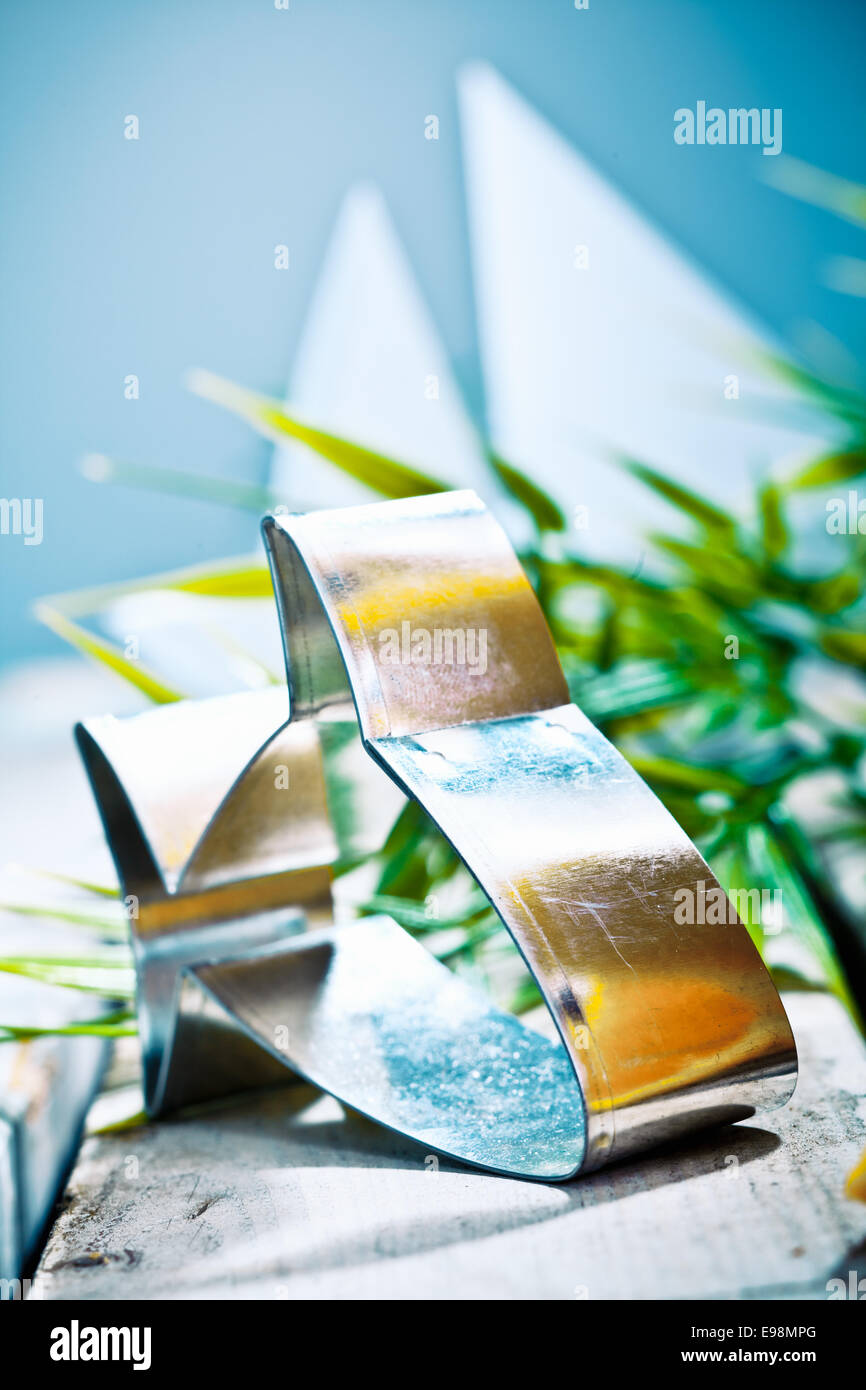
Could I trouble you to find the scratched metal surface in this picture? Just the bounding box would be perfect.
[185,916,586,1179]
[379,708,796,1167]
[73,488,796,1180]
[263,489,796,1171]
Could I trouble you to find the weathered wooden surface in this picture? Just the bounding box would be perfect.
[0,661,126,1279]
[32,991,866,1301]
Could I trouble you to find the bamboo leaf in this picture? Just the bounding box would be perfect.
[33,606,183,703]
[0,958,135,997]
[623,458,738,533]
[763,155,866,228]
[0,1012,137,1041]
[0,1024,138,1039]
[166,563,273,599]
[651,537,757,602]
[188,369,450,499]
[818,627,866,666]
[629,754,746,796]
[508,976,544,1016]
[746,821,860,1024]
[81,454,278,512]
[488,451,565,531]
[795,571,860,615]
[0,902,129,936]
[22,868,118,899]
[785,449,866,491]
[41,558,272,619]
[357,892,493,933]
[758,483,788,560]
[757,351,866,430]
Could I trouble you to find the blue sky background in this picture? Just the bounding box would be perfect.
[1,0,865,666]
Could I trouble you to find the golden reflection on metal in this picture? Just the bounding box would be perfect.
[76,490,796,1179]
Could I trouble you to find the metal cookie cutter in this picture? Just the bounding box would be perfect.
[77,490,797,1180]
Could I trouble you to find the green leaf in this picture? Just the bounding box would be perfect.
[0,1010,137,1041]
[629,754,746,796]
[169,563,273,598]
[33,606,183,703]
[357,892,493,933]
[0,957,135,997]
[540,555,670,605]
[818,627,866,666]
[757,351,866,431]
[488,451,566,531]
[623,458,737,533]
[41,557,272,618]
[34,556,276,702]
[22,869,118,899]
[81,454,278,513]
[763,155,866,228]
[576,661,694,724]
[767,966,829,994]
[758,483,788,560]
[0,901,129,936]
[795,571,860,615]
[508,975,544,1016]
[374,801,438,897]
[651,537,757,602]
[745,821,859,1023]
[188,369,450,499]
[785,449,866,491]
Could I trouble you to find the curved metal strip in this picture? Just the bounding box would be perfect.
[264,490,568,739]
[263,489,798,1173]
[75,680,409,1115]
[76,689,293,895]
[169,917,586,1179]
[74,488,796,1178]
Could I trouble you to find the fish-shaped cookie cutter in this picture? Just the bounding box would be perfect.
[76,490,797,1179]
